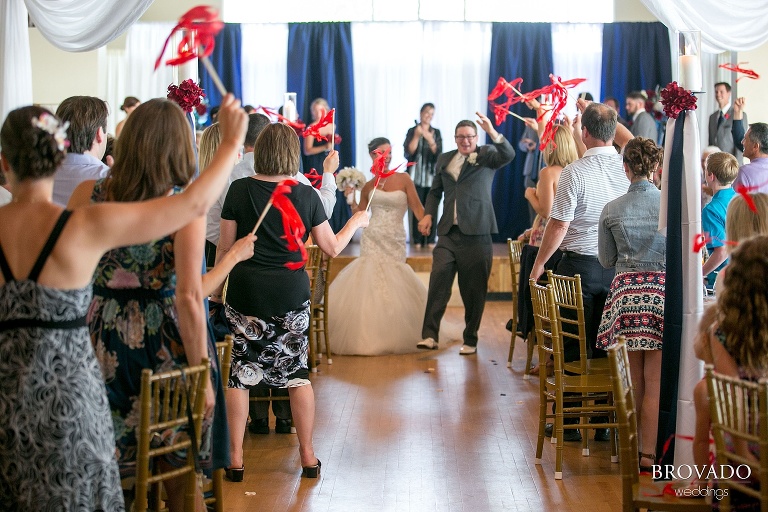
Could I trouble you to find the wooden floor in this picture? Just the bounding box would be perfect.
[223,302,622,512]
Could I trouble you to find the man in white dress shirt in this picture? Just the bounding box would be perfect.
[52,96,110,205]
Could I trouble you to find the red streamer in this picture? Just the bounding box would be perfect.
[302,109,336,142]
[735,184,759,212]
[718,63,760,82]
[693,233,739,253]
[268,179,307,270]
[258,106,307,132]
[304,168,322,189]
[487,74,586,151]
[370,147,414,188]
[154,6,224,70]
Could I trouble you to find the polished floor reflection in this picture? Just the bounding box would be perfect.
[224,302,622,512]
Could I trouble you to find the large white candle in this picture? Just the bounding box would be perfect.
[283,99,297,122]
[679,54,702,92]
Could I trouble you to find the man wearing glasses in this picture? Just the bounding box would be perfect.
[416,112,515,355]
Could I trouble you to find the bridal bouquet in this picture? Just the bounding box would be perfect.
[335,167,367,192]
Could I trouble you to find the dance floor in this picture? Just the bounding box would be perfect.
[224,301,623,512]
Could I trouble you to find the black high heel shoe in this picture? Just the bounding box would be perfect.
[302,459,321,478]
[225,466,244,482]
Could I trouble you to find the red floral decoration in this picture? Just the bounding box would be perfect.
[167,79,206,114]
[660,81,697,119]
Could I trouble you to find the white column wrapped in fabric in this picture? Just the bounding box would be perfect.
[658,109,704,467]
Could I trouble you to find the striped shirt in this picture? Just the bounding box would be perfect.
[550,146,627,256]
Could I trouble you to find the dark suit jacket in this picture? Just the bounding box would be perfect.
[425,135,515,236]
[709,107,746,164]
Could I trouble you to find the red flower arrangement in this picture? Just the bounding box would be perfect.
[660,81,697,120]
[167,79,206,114]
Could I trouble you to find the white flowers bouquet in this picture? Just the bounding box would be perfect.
[335,167,367,192]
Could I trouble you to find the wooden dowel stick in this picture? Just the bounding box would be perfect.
[251,199,274,235]
[201,55,227,96]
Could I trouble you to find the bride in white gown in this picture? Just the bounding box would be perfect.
[329,137,427,355]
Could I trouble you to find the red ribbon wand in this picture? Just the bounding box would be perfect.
[250,179,307,270]
[718,63,760,82]
[304,168,323,189]
[366,147,414,212]
[155,5,228,96]
[302,108,336,142]
[258,106,307,132]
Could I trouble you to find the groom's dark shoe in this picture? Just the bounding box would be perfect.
[417,337,438,350]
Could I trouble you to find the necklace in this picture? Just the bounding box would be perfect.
[377,177,388,189]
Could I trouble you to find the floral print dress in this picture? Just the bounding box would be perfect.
[87,180,194,478]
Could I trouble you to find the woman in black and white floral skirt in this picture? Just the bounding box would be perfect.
[211,123,368,481]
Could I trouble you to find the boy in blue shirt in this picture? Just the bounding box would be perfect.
[701,152,739,288]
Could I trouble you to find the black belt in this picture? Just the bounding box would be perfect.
[562,250,598,260]
[0,316,87,332]
[93,285,175,299]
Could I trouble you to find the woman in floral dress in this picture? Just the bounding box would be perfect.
[68,98,222,512]
[0,97,246,511]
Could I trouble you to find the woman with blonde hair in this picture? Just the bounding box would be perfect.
[213,123,368,481]
[0,95,246,511]
[523,122,579,246]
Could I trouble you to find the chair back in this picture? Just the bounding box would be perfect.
[529,280,564,384]
[706,365,768,510]
[607,338,640,507]
[306,245,322,295]
[215,335,233,389]
[547,271,589,374]
[508,238,523,309]
[134,360,210,512]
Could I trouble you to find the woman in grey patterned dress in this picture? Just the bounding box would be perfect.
[0,98,246,511]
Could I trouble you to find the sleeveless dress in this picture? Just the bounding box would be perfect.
[0,211,125,511]
[86,180,220,479]
[329,189,427,355]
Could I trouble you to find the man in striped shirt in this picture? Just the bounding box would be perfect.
[530,100,634,441]
[531,100,633,363]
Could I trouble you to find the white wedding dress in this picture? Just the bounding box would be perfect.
[329,189,426,355]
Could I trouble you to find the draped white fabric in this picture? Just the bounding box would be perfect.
[351,21,492,173]
[240,24,288,109]
[124,23,177,103]
[640,0,768,53]
[24,0,153,52]
[0,0,33,125]
[551,23,603,115]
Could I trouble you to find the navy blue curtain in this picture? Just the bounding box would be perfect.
[488,23,553,242]
[198,24,243,111]
[601,22,672,118]
[657,115,686,467]
[287,22,356,232]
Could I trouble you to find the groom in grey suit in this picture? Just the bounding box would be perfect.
[416,112,515,354]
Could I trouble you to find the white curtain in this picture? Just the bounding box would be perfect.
[351,21,492,174]
[551,23,603,116]
[25,0,153,52]
[240,24,288,109]
[640,0,768,53]
[0,0,33,124]
[122,23,178,109]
